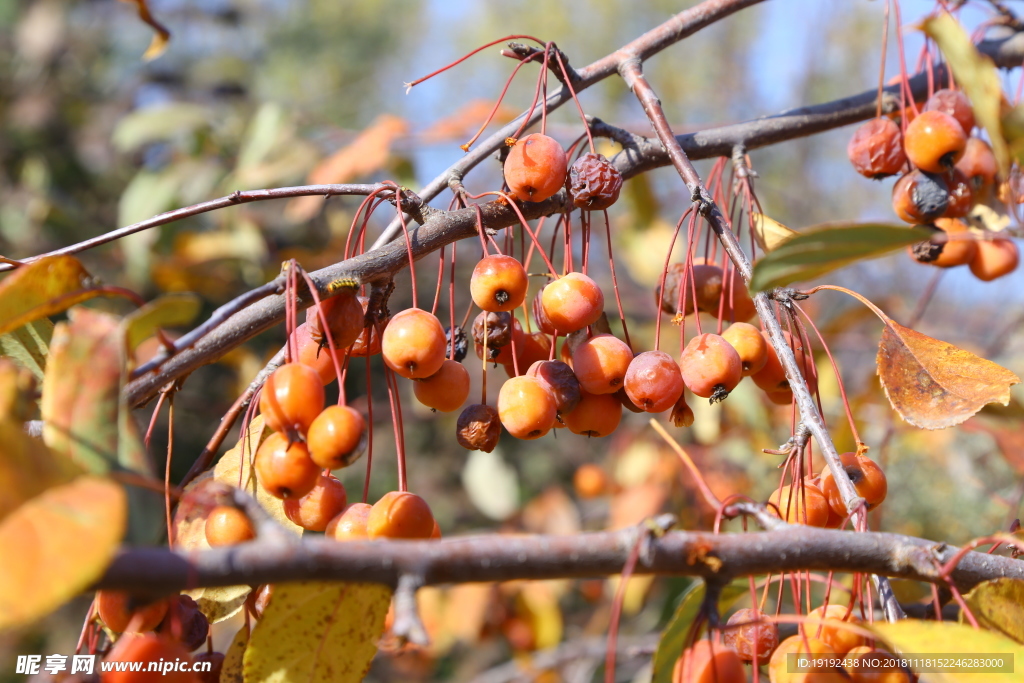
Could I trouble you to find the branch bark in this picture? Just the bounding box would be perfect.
[97,527,1024,595]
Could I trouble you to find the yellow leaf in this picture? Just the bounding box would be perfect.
[242,582,392,683]
[923,14,1009,177]
[213,416,302,536]
[0,476,126,630]
[964,578,1024,644]
[870,620,1022,683]
[220,625,249,683]
[877,319,1020,429]
[0,256,98,337]
[751,212,798,252]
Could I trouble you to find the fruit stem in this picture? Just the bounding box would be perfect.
[875,0,890,120]
[552,49,596,154]
[650,419,723,511]
[404,34,546,91]
[802,285,890,324]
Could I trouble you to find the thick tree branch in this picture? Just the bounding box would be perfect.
[97,527,1024,595]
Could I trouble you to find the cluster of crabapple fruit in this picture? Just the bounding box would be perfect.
[202,293,441,547]
[671,604,909,683]
[847,88,1019,281]
[92,590,220,683]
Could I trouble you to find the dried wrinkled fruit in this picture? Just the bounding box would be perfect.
[569,153,623,210]
[472,311,514,351]
[444,325,468,362]
[847,118,906,179]
[456,403,501,452]
[159,595,209,652]
[877,318,1020,429]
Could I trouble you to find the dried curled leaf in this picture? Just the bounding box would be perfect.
[877,319,1020,429]
[118,0,171,60]
[750,212,798,252]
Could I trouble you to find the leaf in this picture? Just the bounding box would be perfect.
[0,406,80,525]
[877,319,1020,429]
[117,0,171,61]
[652,579,749,683]
[749,223,934,292]
[0,256,99,337]
[751,212,798,252]
[112,104,210,154]
[213,416,303,536]
[869,620,1023,683]
[0,476,126,630]
[284,114,409,223]
[963,578,1024,644]
[220,625,249,683]
[122,292,201,353]
[242,582,392,683]
[923,14,1009,177]
[461,448,520,521]
[0,319,54,381]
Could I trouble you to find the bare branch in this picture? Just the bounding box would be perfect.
[96,527,1024,595]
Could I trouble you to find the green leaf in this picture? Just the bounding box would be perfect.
[652,579,749,683]
[0,256,101,337]
[963,578,1024,644]
[242,581,392,683]
[0,319,54,381]
[749,223,934,292]
[112,103,211,154]
[121,292,201,353]
[870,619,1023,683]
[923,14,1009,177]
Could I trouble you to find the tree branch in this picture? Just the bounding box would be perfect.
[96,527,1024,595]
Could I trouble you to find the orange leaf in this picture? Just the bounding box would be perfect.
[420,99,518,143]
[118,0,171,61]
[285,115,409,223]
[0,476,126,629]
[877,319,1020,430]
[0,256,98,337]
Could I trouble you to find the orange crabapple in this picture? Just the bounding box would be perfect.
[819,452,887,515]
[503,133,568,203]
[414,359,471,412]
[540,272,605,333]
[572,333,633,395]
[768,635,846,683]
[903,109,967,173]
[969,236,1019,281]
[367,491,436,540]
[96,591,170,634]
[909,218,976,268]
[767,483,830,527]
[679,333,742,402]
[325,502,372,541]
[922,88,975,136]
[470,254,529,312]
[259,362,324,436]
[623,350,684,413]
[381,308,448,379]
[671,639,746,683]
[497,375,557,439]
[306,404,366,469]
[525,359,581,416]
[254,432,321,499]
[562,389,622,437]
[801,604,868,655]
[721,322,769,376]
[204,505,255,547]
[283,473,348,531]
[306,292,364,351]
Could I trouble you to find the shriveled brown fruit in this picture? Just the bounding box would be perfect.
[569,153,623,210]
[472,310,514,352]
[456,403,501,452]
[943,169,974,218]
[846,118,906,179]
[656,259,754,321]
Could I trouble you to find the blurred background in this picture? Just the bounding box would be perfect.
[2,1,1023,681]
